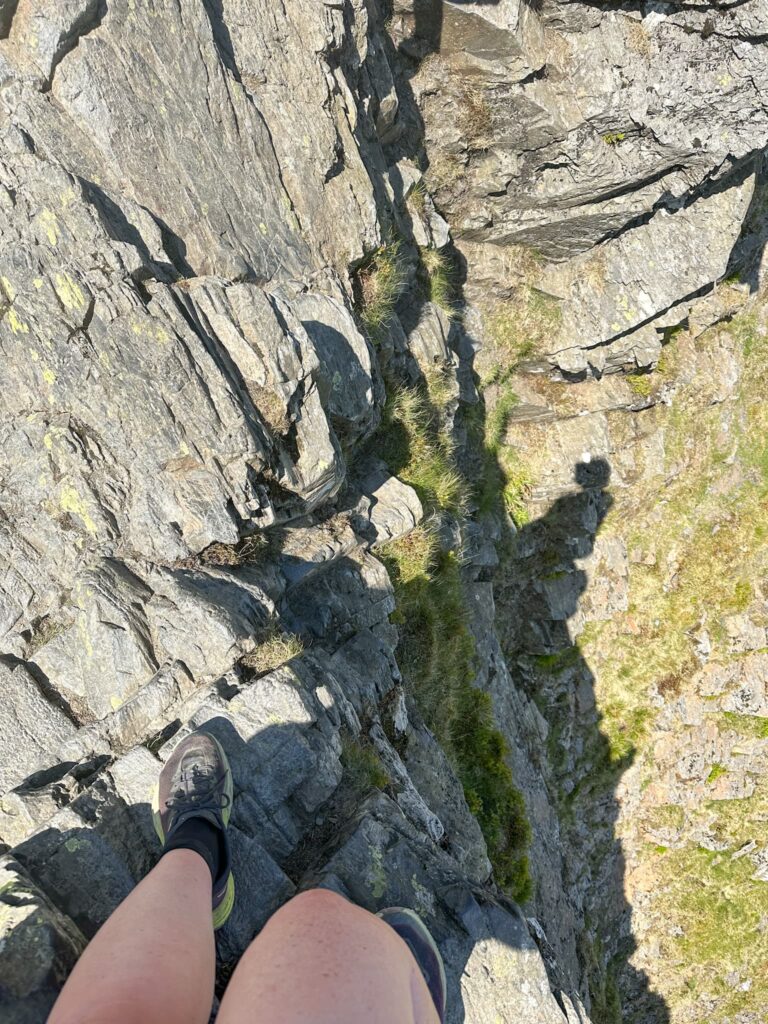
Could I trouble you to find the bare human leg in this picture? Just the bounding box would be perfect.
[217,888,441,1024]
[48,848,215,1024]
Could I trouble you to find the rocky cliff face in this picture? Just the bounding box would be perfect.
[395,3,768,1021]
[0,2,588,1021]
[1,2,767,1023]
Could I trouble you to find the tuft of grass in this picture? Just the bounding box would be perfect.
[375,382,468,516]
[241,627,304,677]
[458,87,493,149]
[201,542,240,567]
[602,131,626,146]
[357,241,408,339]
[486,288,562,367]
[408,180,428,215]
[627,372,654,398]
[26,615,68,656]
[420,246,459,319]
[707,763,728,784]
[341,735,391,794]
[380,540,473,745]
[199,533,272,568]
[425,152,465,194]
[626,20,652,59]
[533,647,581,673]
[583,933,624,1024]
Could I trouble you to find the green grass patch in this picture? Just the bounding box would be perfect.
[627,372,654,397]
[373,365,532,901]
[657,843,768,1019]
[375,382,467,516]
[532,647,581,673]
[707,763,728,784]
[420,246,458,319]
[602,131,626,146]
[450,686,532,900]
[584,934,624,1024]
[582,310,768,791]
[717,712,768,739]
[356,241,407,339]
[341,735,391,794]
[380,535,531,900]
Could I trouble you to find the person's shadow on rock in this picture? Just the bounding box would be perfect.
[493,457,670,1023]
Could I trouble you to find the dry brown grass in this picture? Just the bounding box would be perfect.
[625,19,652,60]
[458,88,493,150]
[250,383,290,435]
[241,628,304,677]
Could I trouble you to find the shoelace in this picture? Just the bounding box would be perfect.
[166,764,231,810]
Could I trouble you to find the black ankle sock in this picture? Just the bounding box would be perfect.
[163,817,222,883]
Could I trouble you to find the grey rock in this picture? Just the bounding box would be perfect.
[355,461,424,547]
[32,561,157,721]
[723,614,768,655]
[0,857,86,1023]
[281,550,395,644]
[404,302,460,378]
[403,713,492,884]
[0,662,76,793]
[9,0,103,84]
[50,0,308,280]
[415,0,768,370]
[291,291,382,446]
[542,182,755,372]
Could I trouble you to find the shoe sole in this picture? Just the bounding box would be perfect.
[151,732,235,931]
[378,907,447,1022]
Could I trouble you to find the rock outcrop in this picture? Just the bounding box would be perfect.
[402,0,768,373]
[0,1,589,1021]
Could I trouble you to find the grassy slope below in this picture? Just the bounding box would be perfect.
[475,296,768,1022]
[576,312,768,1021]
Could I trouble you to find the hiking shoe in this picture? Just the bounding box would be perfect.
[378,907,447,1022]
[151,731,235,930]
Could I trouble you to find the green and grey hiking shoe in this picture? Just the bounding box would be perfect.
[151,731,234,930]
[378,907,447,1022]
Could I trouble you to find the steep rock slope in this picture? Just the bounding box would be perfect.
[0,2,588,1022]
[388,1,768,1021]
[401,0,768,372]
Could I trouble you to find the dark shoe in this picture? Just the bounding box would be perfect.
[378,907,447,1022]
[152,731,235,929]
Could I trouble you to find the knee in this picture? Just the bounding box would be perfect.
[285,887,351,920]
